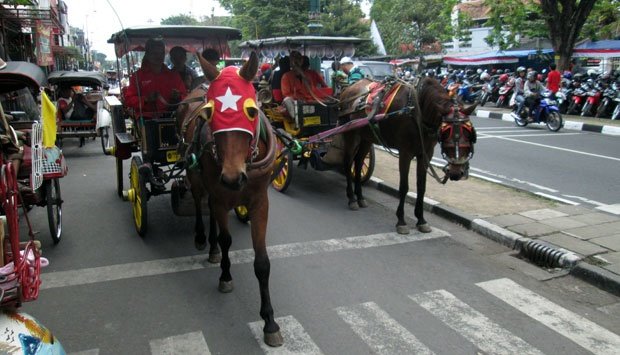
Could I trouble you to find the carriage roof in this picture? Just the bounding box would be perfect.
[0,61,47,94]
[239,36,368,59]
[47,70,108,88]
[108,25,243,58]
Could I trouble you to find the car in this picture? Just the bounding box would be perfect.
[321,60,394,87]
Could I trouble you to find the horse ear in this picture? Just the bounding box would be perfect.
[239,51,258,82]
[198,52,220,82]
[461,102,478,116]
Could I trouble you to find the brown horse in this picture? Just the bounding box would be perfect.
[177,51,282,347]
[340,77,477,234]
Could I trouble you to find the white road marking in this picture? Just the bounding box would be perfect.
[562,194,607,207]
[248,315,323,355]
[477,132,581,138]
[336,302,434,355]
[596,203,620,215]
[150,331,211,355]
[467,166,559,193]
[534,192,580,205]
[477,278,620,355]
[41,231,447,290]
[410,289,544,355]
[468,172,503,184]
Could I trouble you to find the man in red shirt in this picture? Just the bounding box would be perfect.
[124,38,187,118]
[546,63,561,95]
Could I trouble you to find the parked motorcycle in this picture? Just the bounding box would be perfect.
[511,90,563,131]
[611,89,620,120]
[496,77,515,108]
[479,76,499,106]
[581,82,602,117]
[595,82,618,118]
[566,82,588,115]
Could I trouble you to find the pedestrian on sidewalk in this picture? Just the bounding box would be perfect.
[546,63,561,96]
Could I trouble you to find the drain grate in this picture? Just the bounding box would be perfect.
[520,240,570,268]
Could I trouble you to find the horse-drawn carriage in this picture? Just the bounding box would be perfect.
[0,61,67,244]
[239,36,376,192]
[47,70,112,152]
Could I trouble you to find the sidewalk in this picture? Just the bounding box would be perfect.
[368,133,620,296]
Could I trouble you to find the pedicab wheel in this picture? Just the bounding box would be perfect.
[46,178,62,244]
[351,144,375,184]
[129,156,148,236]
[100,126,110,153]
[116,157,123,198]
[234,205,250,223]
[546,111,563,132]
[271,136,293,193]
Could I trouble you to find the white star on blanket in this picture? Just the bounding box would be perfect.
[216,87,242,112]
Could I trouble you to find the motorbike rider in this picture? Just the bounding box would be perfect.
[524,70,544,119]
[513,66,527,116]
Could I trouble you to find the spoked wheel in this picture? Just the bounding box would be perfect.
[271,136,293,193]
[350,144,376,184]
[116,157,123,198]
[100,126,110,153]
[546,111,563,132]
[234,205,250,223]
[45,179,62,244]
[129,156,148,236]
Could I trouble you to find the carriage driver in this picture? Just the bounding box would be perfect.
[123,37,187,118]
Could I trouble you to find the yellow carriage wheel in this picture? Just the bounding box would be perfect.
[271,135,293,193]
[234,205,250,223]
[129,156,148,236]
[350,144,376,184]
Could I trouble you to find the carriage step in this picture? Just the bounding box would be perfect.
[171,181,209,216]
[57,131,97,138]
[115,132,136,144]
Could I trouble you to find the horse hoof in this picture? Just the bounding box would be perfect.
[208,252,221,264]
[417,224,432,233]
[218,280,234,293]
[264,331,284,347]
[396,225,410,235]
[348,201,359,210]
[195,241,206,251]
[357,199,368,208]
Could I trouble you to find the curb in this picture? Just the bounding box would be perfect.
[475,109,620,136]
[367,175,620,297]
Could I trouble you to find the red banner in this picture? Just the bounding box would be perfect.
[36,20,54,66]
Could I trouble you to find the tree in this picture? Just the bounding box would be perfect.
[370,0,459,56]
[484,0,598,71]
[160,14,200,25]
[581,0,620,41]
[319,0,376,56]
[219,0,309,39]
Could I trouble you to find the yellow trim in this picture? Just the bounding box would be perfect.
[243,98,258,121]
[200,100,215,123]
[383,85,401,115]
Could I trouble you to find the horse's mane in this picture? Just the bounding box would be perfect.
[417,77,452,121]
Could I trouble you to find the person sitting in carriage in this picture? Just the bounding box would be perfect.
[57,86,96,121]
[169,46,199,91]
[280,50,333,128]
[123,38,187,119]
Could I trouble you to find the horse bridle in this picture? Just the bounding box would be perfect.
[438,107,476,166]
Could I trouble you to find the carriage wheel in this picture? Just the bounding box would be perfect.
[100,127,110,153]
[46,179,62,244]
[234,205,250,223]
[116,157,124,198]
[271,136,293,193]
[350,144,375,184]
[129,156,148,236]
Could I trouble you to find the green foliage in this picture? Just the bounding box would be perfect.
[483,0,547,50]
[160,14,200,25]
[1,0,35,5]
[581,0,620,41]
[370,0,457,56]
[319,0,375,56]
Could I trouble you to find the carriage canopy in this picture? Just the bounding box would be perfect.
[239,36,368,59]
[47,70,108,89]
[107,25,243,58]
[0,61,47,94]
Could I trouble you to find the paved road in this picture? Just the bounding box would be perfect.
[20,140,620,354]
[439,116,620,211]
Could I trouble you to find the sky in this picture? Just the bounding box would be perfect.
[64,0,372,59]
[64,0,229,58]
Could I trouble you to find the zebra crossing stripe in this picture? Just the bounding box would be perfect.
[409,290,544,355]
[477,278,620,355]
[248,315,323,355]
[335,302,434,355]
[41,230,447,289]
[149,331,211,355]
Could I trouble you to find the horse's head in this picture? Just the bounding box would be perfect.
[199,51,260,190]
[437,102,477,181]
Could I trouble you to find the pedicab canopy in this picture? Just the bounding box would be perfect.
[47,71,107,89]
[238,36,368,59]
[107,25,243,58]
[0,60,46,94]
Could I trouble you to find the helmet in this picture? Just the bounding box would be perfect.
[563,71,572,79]
[480,72,491,81]
[516,66,526,73]
[476,68,483,74]
[496,69,504,74]
[527,71,537,80]
[404,71,411,78]
[499,73,509,83]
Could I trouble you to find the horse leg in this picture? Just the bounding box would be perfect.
[191,180,207,251]
[396,153,413,235]
[354,141,371,208]
[415,155,432,233]
[251,198,283,347]
[215,209,234,293]
[207,195,221,263]
[343,132,359,210]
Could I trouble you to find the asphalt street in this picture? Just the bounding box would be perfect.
[19,139,620,354]
[438,115,620,210]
